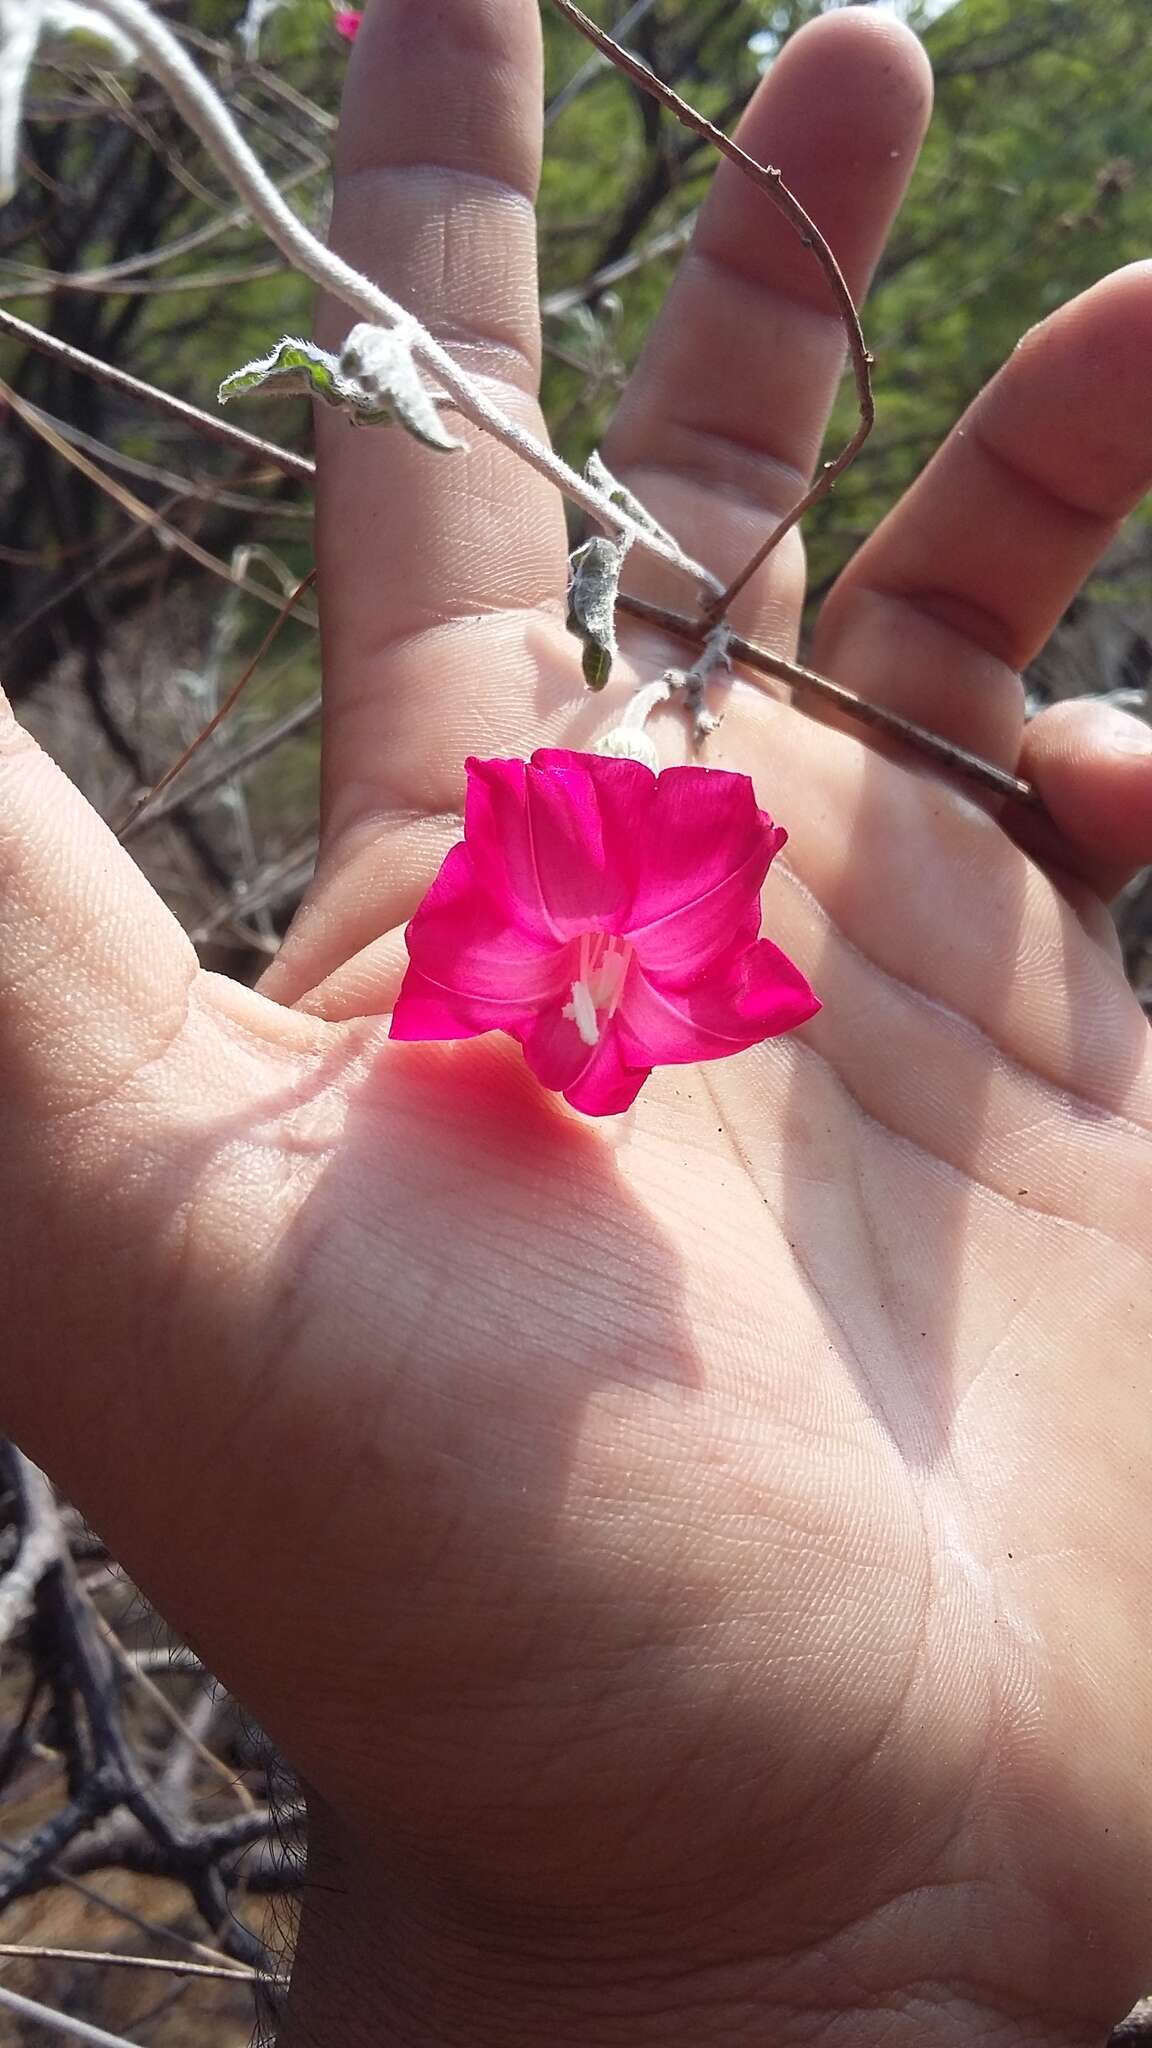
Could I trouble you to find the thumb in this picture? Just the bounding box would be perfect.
[0,688,321,1501]
[0,692,200,1121]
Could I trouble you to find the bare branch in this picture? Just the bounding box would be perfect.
[0,1452,60,1650]
[0,377,319,624]
[114,567,317,839]
[191,834,319,942]
[541,215,695,318]
[0,1984,149,2048]
[0,302,316,484]
[73,0,722,602]
[546,0,874,616]
[615,591,1040,812]
[0,1941,256,1981]
[120,691,321,841]
[0,1834,264,1965]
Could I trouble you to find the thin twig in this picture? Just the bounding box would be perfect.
[0,1942,256,1981]
[97,1617,254,1812]
[0,1984,146,2048]
[0,304,316,484]
[547,0,874,617]
[541,215,695,317]
[544,0,662,127]
[120,691,320,840]
[616,592,1040,809]
[0,379,319,625]
[0,257,288,298]
[0,1837,261,1966]
[18,402,311,517]
[0,1455,60,1650]
[76,0,721,602]
[0,493,183,658]
[0,158,321,286]
[191,835,318,942]
[114,569,317,839]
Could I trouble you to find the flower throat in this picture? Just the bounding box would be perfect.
[563,931,632,1047]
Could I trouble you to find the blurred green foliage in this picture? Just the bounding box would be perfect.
[538,0,1152,596]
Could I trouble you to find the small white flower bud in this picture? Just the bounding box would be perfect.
[594,727,660,774]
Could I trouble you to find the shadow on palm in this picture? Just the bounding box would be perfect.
[257,857,1152,2021]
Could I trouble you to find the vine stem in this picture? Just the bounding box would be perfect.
[0,302,1035,817]
[68,0,722,603]
[547,0,874,616]
[616,591,1040,811]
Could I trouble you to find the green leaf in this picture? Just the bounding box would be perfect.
[219,337,351,408]
[566,535,625,690]
[338,325,465,452]
[218,328,465,452]
[584,452,677,549]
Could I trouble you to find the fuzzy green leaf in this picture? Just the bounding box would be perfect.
[566,535,625,690]
[218,328,465,451]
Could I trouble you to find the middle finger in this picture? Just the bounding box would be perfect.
[601,9,932,647]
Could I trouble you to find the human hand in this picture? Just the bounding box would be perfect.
[3,5,1152,2044]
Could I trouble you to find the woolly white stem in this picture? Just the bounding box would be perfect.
[69,0,723,600]
[618,673,677,729]
[0,1,40,204]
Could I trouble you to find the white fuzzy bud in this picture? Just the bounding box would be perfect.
[594,727,660,774]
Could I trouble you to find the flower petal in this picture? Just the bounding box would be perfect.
[517,1005,649,1117]
[391,840,571,1043]
[625,766,787,983]
[461,756,552,939]
[615,938,820,1067]
[524,749,654,936]
[390,965,508,1042]
[464,751,654,941]
[403,842,572,1004]
[563,1033,649,1118]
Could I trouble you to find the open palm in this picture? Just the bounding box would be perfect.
[3,4,1152,2042]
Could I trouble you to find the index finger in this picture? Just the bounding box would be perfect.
[313,0,570,845]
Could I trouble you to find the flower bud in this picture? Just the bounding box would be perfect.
[594,727,660,774]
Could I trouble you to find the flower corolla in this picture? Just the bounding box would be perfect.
[390,749,819,1117]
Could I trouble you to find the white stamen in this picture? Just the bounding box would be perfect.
[565,980,600,1047]
[589,945,628,1015]
[562,934,632,1048]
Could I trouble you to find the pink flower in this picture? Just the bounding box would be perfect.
[334,9,362,40]
[390,750,819,1117]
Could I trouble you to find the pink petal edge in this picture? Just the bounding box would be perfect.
[402,843,571,1005]
[615,941,820,1068]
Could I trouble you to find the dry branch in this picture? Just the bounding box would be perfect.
[547,0,874,613]
[0,1444,288,1977]
[616,591,1039,809]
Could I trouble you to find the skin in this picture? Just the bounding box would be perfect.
[2,3,1152,2041]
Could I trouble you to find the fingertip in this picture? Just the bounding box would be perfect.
[1017,259,1152,358]
[1019,697,1152,898]
[717,0,935,279]
[336,0,542,191]
[992,263,1152,525]
[775,4,934,122]
[294,928,409,1023]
